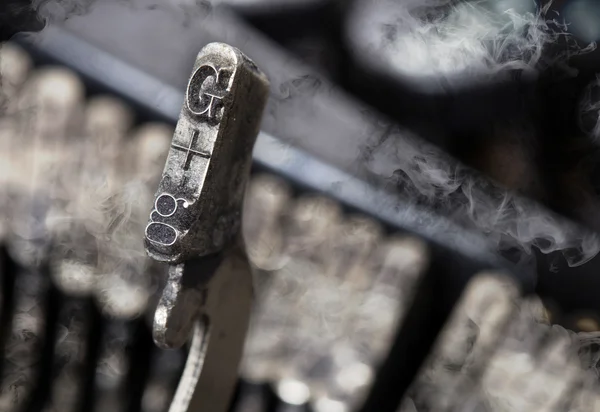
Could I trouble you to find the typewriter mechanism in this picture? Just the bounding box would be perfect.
[2,1,600,411]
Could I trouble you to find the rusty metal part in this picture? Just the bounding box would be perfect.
[145,42,269,412]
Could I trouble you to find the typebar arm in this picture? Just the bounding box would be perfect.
[144,42,269,412]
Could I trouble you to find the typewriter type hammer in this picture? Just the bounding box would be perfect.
[144,43,269,412]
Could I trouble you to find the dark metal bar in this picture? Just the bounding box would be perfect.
[0,246,18,388]
[76,299,104,412]
[21,266,62,412]
[124,318,154,412]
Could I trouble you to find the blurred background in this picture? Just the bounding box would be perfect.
[3,0,600,411]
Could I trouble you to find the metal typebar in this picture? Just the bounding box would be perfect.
[145,42,269,412]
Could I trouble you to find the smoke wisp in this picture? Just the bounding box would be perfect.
[350,0,596,90]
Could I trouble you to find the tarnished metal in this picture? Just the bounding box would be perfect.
[144,42,269,264]
[145,42,269,412]
[163,240,254,412]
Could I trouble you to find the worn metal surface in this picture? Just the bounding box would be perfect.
[144,42,269,264]
[145,42,268,412]
[165,240,253,412]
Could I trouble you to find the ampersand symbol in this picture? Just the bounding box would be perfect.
[145,193,190,247]
[186,64,232,122]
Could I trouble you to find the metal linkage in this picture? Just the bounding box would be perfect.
[145,43,269,412]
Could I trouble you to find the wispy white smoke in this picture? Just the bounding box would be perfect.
[32,0,99,24]
[362,126,600,267]
[349,0,595,90]
[30,0,214,28]
[348,0,600,267]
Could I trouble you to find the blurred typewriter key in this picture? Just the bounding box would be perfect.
[0,63,176,411]
[353,237,429,357]
[73,95,132,233]
[51,96,133,298]
[501,296,551,353]
[82,96,133,182]
[289,218,383,407]
[243,174,291,272]
[242,214,431,412]
[0,62,96,412]
[96,275,150,320]
[368,237,430,297]
[16,68,83,149]
[472,330,582,411]
[451,296,563,411]
[251,201,356,387]
[126,123,173,187]
[76,110,172,412]
[523,331,583,411]
[0,43,32,108]
[7,68,84,267]
[0,43,32,241]
[282,195,341,266]
[324,215,382,288]
[145,42,269,412]
[246,196,343,365]
[323,359,374,411]
[402,273,520,411]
